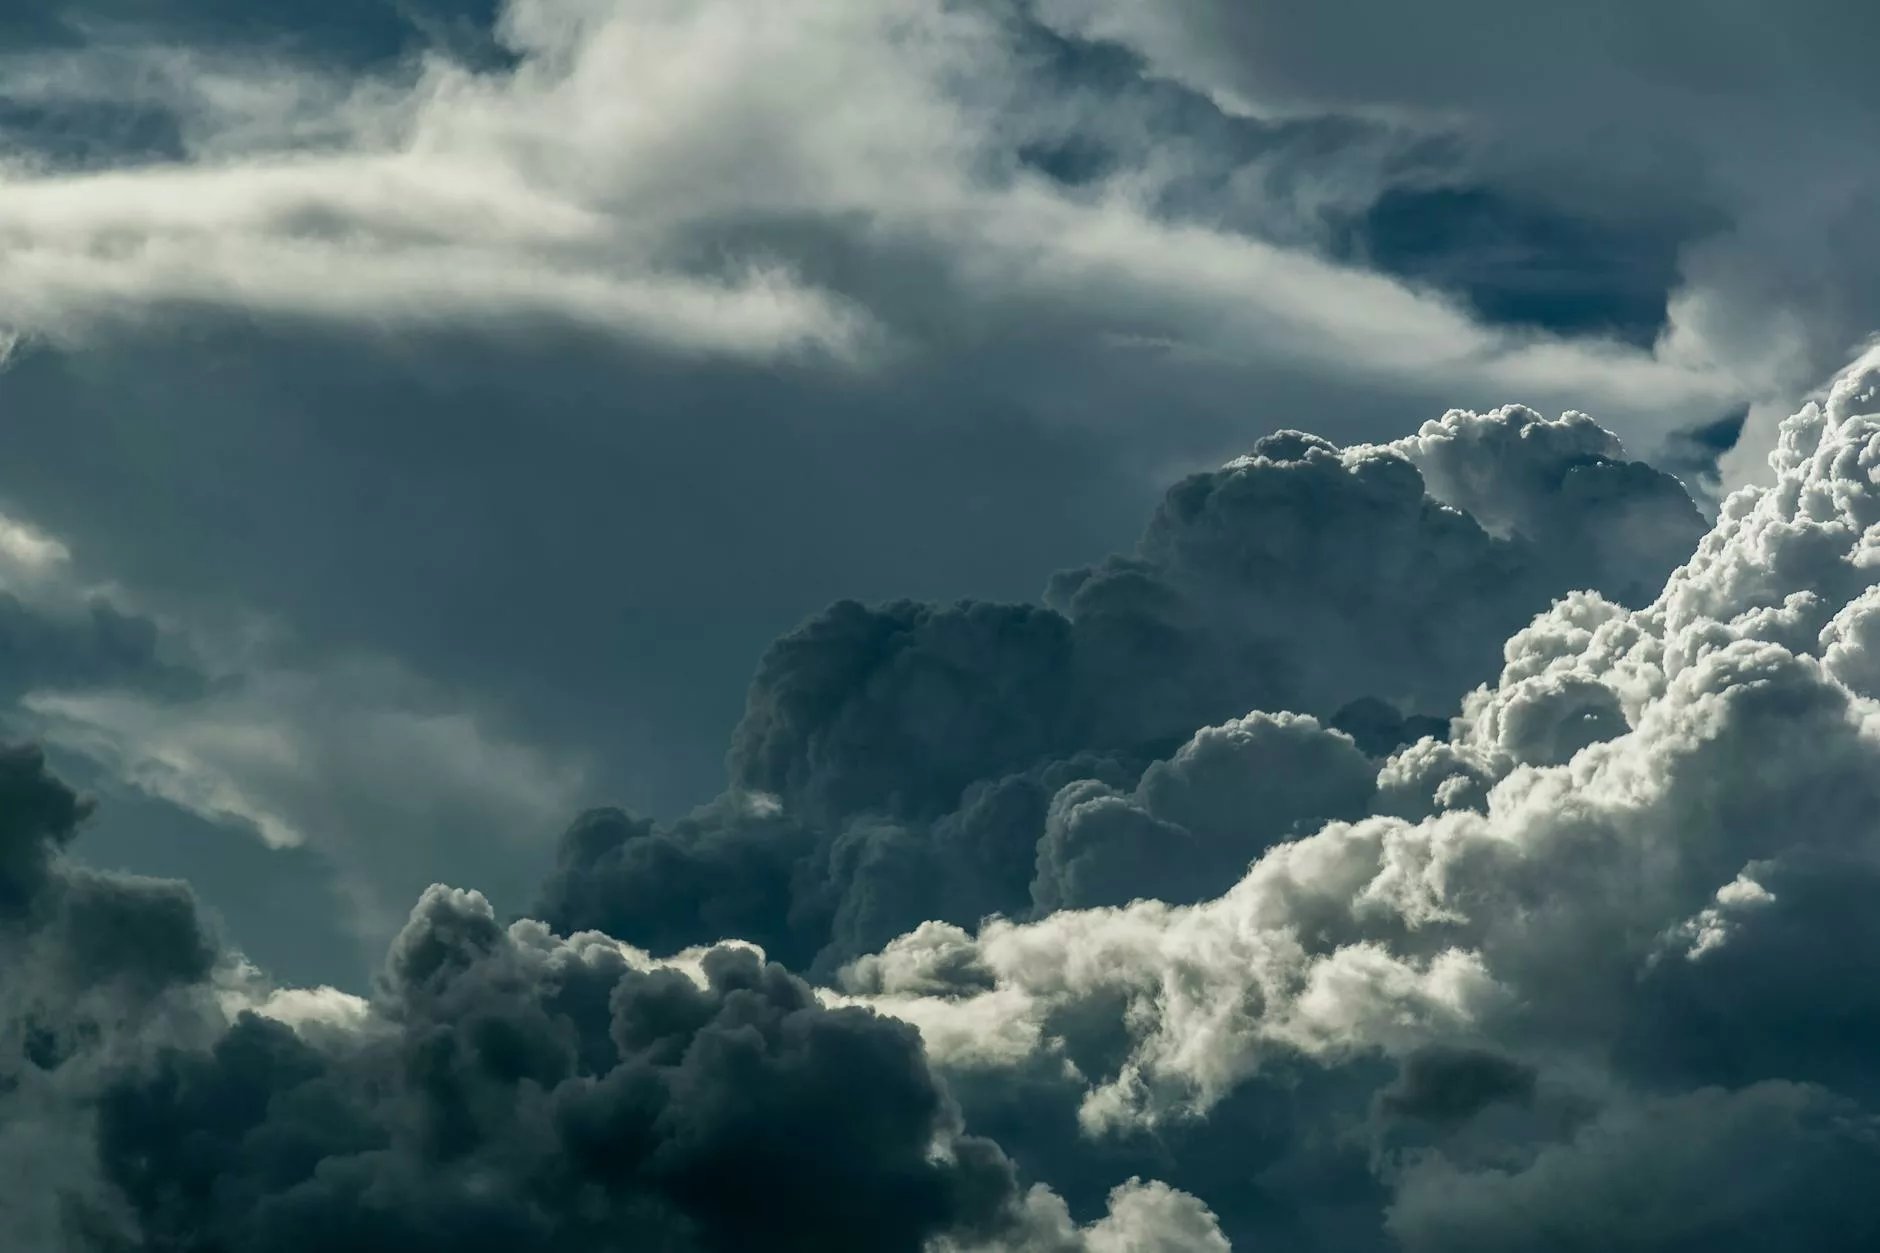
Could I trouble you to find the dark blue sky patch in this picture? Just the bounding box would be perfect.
[0,95,185,167]
[1657,405,1750,503]
[1668,407,1750,459]
[0,0,508,67]
[1331,186,1716,346]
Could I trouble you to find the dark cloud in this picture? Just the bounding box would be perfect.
[0,747,1138,1253]
[14,364,1880,1251]
[538,405,1702,971]
[1376,1046,1537,1129]
[0,741,91,913]
[1031,712,1377,912]
[1387,1083,1880,1253]
[1329,698,1450,761]
[837,357,1880,1250]
[0,744,222,1251]
[941,1052,1393,1252]
[0,743,215,1013]
[96,895,1025,1253]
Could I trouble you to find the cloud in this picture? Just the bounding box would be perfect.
[10,9,1880,1247]
[0,744,226,1253]
[0,0,1753,448]
[1374,1045,1537,1128]
[1030,712,1376,913]
[947,1177,1232,1253]
[1386,1083,1880,1253]
[535,402,1701,973]
[835,350,1880,1244]
[1029,0,1880,426]
[10,354,1880,1248]
[0,756,1224,1253]
[96,892,1020,1253]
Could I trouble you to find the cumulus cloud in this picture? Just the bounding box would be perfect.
[98,895,1020,1253]
[536,402,1700,972]
[834,351,1880,1245]
[11,7,1880,1249]
[0,749,1222,1253]
[0,744,226,1252]
[1030,712,1376,913]
[15,354,1880,1248]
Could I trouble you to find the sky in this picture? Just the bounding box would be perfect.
[5,3,1880,1251]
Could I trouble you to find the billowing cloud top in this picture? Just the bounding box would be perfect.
[536,403,1701,973]
[19,357,1880,1249]
[846,351,1880,1247]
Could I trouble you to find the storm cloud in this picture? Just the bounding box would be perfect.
[5,5,1880,1251]
[0,0,1783,989]
[2,742,1229,1253]
[536,402,1702,972]
[844,350,1880,1247]
[7,356,1880,1249]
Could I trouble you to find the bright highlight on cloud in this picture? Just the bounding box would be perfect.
[0,0,1756,442]
[8,348,1880,1250]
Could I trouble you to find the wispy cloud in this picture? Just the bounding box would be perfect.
[0,0,1756,444]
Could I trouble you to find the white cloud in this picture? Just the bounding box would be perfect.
[0,510,71,582]
[943,1177,1233,1253]
[843,348,1880,1134]
[0,0,1752,449]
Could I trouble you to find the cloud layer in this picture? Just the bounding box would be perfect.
[7,8,1880,1249]
[1,741,1233,1253]
[28,354,1880,1247]
[0,0,1755,449]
